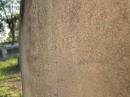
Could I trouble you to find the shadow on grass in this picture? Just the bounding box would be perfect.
[0,64,20,77]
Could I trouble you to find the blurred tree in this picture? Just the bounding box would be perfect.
[0,21,4,33]
[0,0,20,44]
[0,21,6,43]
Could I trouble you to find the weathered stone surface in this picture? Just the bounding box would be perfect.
[20,0,130,97]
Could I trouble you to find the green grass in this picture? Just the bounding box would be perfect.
[0,57,22,97]
[0,84,22,97]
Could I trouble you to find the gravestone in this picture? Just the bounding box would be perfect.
[1,48,7,59]
[20,0,130,97]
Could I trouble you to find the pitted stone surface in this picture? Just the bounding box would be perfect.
[21,0,130,97]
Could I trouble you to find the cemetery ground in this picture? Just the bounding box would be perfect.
[0,57,22,97]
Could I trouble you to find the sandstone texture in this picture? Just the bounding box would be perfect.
[21,0,130,97]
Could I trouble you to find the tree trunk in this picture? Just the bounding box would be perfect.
[11,29,15,44]
[20,0,130,97]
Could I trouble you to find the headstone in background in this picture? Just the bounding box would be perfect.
[21,0,130,97]
[0,43,19,60]
[2,48,7,59]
